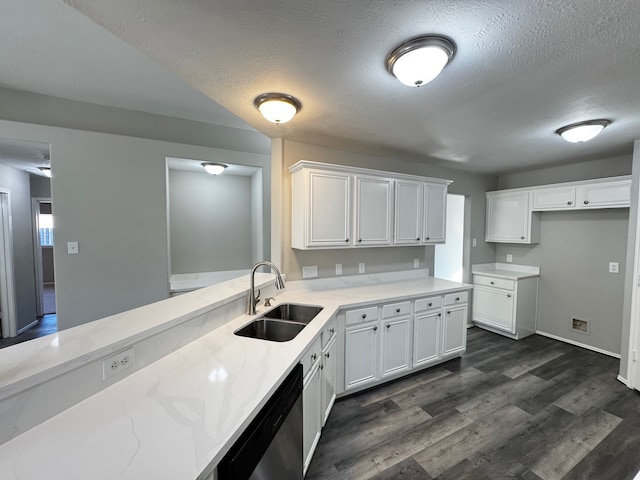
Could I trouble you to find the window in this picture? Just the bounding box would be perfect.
[39,213,54,246]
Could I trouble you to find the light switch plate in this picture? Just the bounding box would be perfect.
[67,241,79,255]
[506,254,513,263]
[335,263,342,275]
[472,238,477,248]
[413,258,419,268]
[359,262,365,274]
[609,262,619,274]
[302,265,318,278]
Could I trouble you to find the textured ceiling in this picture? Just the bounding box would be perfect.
[63,0,640,174]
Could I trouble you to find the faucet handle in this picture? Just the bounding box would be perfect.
[264,297,275,307]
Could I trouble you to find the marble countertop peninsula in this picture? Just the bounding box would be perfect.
[0,270,471,480]
[472,262,541,280]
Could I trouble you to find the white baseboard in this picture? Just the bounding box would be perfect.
[17,319,39,335]
[535,330,620,358]
[617,374,629,387]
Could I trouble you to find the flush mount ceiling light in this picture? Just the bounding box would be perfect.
[254,93,302,124]
[201,163,227,175]
[39,167,52,178]
[556,119,611,143]
[386,35,456,87]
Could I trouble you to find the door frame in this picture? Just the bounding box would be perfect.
[0,188,18,338]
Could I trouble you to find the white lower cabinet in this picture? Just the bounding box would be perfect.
[381,316,411,377]
[344,321,379,390]
[443,305,467,357]
[413,310,441,367]
[473,285,515,333]
[320,338,337,427]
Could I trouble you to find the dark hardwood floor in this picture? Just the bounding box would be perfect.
[0,314,57,350]
[307,327,640,480]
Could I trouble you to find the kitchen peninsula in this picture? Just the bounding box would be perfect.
[0,270,470,480]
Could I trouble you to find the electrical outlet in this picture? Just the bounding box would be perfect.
[302,265,318,278]
[472,238,477,248]
[359,262,365,274]
[335,263,342,275]
[102,347,135,380]
[609,262,619,274]
[413,258,419,268]
[506,254,513,263]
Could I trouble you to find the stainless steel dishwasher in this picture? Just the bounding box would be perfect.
[218,364,303,480]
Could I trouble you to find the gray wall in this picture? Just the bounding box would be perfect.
[273,139,498,281]
[496,156,633,355]
[497,210,628,354]
[169,169,253,274]
[0,163,38,331]
[0,117,270,331]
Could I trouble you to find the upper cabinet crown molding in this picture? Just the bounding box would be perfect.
[290,160,452,250]
[486,175,631,244]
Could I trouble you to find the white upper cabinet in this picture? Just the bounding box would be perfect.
[577,179,631,208]
[354,176,393,246]
[487,176,630,244]
[394,180,422,245]
[290,161,451,250]
[532,186,576,210]
[291,168,351,249]
[423,183,447,244]
[486,191,539,244]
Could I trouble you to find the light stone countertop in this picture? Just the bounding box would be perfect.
[472,262,541,280]
[0,271,471,480]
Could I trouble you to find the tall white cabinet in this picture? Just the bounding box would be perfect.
[290,161,452,249]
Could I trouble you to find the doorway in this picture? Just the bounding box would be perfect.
[434,193,465,282]
[32,198,56,317]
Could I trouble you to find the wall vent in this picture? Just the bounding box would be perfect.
[572,318,590,335]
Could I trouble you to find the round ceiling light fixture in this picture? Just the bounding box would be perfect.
[201,163,227,175]
[555,119,611,143]
[386,35,456,87]
[254,93,302,124]
[39,167,52,178]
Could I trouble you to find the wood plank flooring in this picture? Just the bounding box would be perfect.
[306,327,640,480]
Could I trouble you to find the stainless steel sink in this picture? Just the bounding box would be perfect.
[235,318,307,342]
[235,304,323,342]
[262,304,323,324]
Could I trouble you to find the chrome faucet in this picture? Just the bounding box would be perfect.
[248,261,285,315]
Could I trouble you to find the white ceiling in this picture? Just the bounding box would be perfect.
[2,1,640,175]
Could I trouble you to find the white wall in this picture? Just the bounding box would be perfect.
[168,169,253,274]
[0,119,270,330]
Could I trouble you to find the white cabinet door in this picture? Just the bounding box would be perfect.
[321,338,337,426]
[577,180,631,208]
[443,305,467,357]
[532,186,576,210]
[354,176,393,246]
[424,183,447,243]
[486,191,533,243]
[472,285,515,333]
[344,322,379,390]
[413,311,441,367]
[302,361,322,474]
[394,180,422,245]
[381,317,411,377]
[308,171,351,247]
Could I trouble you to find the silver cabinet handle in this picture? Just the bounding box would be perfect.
[329,328,335,335]
[373,326,378,331]
[386,324,391,329]
[358,239,362,243]
[345,238,349,242]
[437,313,442,317]
[395,308,401,313]
[455,297,460,301]
[490,281,495,285]
[426,236,430,241]
[428,302,432,307]
[325,352,330,358]
[446,311,451,315]
[520,236,525,240]
[416,237,420,241]
[320,364,324,370]
[361,313,367,319]
[567,201,573,205]
[507,294,512,298]
[311,353,317,361]
[584,200,589,205]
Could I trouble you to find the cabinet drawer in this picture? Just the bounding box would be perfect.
[473,275,515,291]
[321,317,337,349]
[415,296,442,313]
[444,291,468,306]
[382,301,411,318]
[345,306,378,325]
[301,337,322,377]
